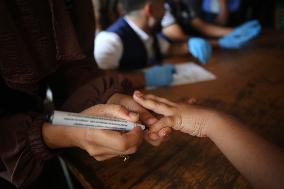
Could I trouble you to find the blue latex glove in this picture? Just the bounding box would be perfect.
[219,20,261,49]
[188,37,212,64]
[144,64,174,87]
[236,20,260,31]
[230,20,261,42]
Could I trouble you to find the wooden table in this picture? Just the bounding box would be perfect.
[63,31,284,189]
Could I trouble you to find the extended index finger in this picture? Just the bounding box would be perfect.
[133,91,174,116]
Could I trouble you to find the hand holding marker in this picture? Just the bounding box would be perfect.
[50,111,145,131]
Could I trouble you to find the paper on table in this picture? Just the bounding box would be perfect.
[146,62,216,90]
[172,62,216,85]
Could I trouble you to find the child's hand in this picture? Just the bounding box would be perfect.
[133,91,217,138]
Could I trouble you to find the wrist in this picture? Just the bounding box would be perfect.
[42,122,80,149]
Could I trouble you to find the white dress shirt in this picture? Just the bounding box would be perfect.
[161,3,177,28]
[94,16,169,70]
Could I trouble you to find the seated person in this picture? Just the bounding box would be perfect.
[93,0,123,33]
[94,0,212,88]
[0,1,170,188]
[201,0,241,25]
[162,0,261,50]
[133,91,284,189]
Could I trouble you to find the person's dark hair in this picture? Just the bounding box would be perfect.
[122,0,149,13]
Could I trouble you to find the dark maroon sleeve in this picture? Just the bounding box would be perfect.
[0,0,134,188]
[0,74,133,188]
[61,73,133,112]
[47,59,133,112]
[0,71,133,189]
[0,113,54,188]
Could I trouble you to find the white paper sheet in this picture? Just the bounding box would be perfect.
[172,62,216,85]
[146,62,216,90]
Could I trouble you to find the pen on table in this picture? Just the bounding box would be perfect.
[49,111,146,131]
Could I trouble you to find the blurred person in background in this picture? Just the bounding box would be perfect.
[94,0,212,89]
[162,0,261,52]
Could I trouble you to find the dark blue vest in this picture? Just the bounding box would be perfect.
[107,17,162,71]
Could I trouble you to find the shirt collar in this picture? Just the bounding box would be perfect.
[124,16,150,42]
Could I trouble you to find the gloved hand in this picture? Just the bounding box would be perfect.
[219,20,261,49]
[188,37,212,64]
[144,64,174,87]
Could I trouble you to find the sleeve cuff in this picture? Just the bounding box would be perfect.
[28,114,56,161]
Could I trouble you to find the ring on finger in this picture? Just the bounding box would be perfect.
[119,155,130,162]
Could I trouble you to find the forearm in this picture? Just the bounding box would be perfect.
[120,71,145,89]
[207,113,284,189]
[191,18,232,37]
[216,0,229,25]
[167,42,189,57]
[162,24,188,42]
[100,70,145,89]
[42,122,81,149]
